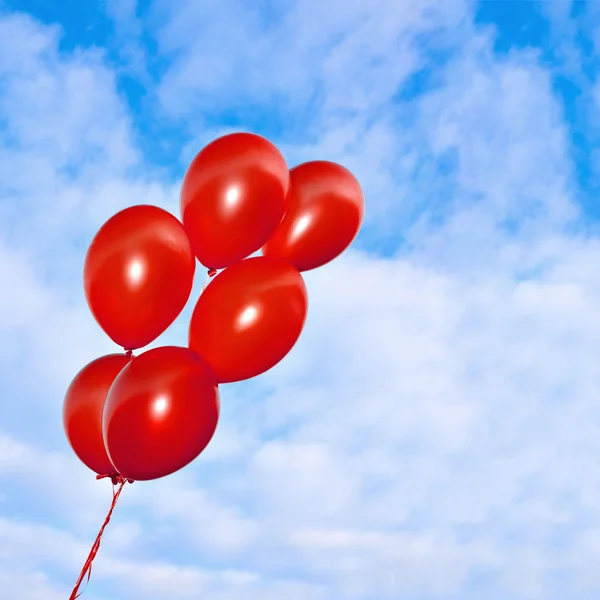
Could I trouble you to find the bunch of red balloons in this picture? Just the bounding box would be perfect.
[63,132,364,483]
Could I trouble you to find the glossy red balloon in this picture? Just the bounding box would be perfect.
[180,132,290,270]
[103,346,219,481]
[84,205,196,350]
[262,161,364,271]
[189,256,308,383]
[63,354,130,475]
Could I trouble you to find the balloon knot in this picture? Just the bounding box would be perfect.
[96,472,134,486]
[207,269,217,277]
[124,349,133,359]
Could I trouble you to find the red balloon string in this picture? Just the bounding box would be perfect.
[68,474,133,600]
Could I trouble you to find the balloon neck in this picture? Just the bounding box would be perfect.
[96,472,134,486]
[207,268,217,277]
[124,348,134,359]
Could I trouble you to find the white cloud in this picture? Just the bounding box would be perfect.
[148,0,472,237]
[0,10,182,293]
[104,0,150,81]
[151,0,466,116]
[147,0,578,253]
[2,1,600,599]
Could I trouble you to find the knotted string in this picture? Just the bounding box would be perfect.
[68,474,133,599]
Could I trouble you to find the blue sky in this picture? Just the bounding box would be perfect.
[2,0,600,598]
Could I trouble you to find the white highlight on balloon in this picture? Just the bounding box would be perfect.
[127,258,145,286]
[152,395,169,418]
[237,305,259,329]
[290,214,311,241]
[225,185,241,208]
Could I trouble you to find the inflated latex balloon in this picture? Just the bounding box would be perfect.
[180,132,290,269]
[102,346,219,481]
[262,160,364,271]
[84,205,196,350]
[63,353,130,475]
[188,256,307,383]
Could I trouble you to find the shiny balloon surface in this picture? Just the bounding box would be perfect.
[181,133,290,269]
[103,346,219,481]
[262,161,364,271]
[63,353,130,475]
[84,205,196,350]
[189,256,308,383]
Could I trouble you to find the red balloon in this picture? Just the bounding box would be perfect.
[103,346,219,481]
[63,354,130,475]
[84,205,196,350]
[188,256,307,383]
[180,132,290,270]
[262,161,364,271]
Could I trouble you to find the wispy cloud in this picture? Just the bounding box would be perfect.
[2,0,600,598]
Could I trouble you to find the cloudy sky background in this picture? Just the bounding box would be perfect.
[1,0,600,598]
